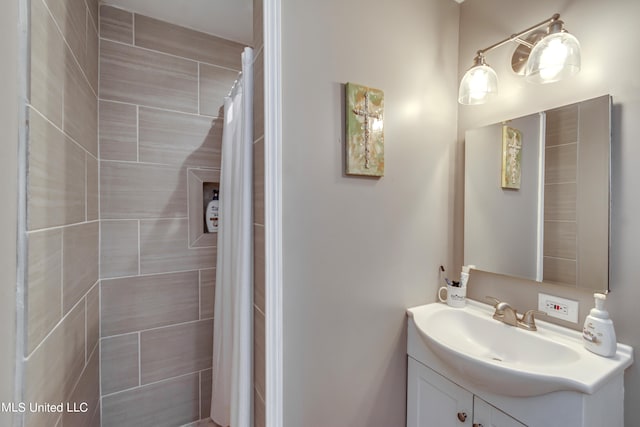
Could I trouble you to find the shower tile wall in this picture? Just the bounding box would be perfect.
[252,0,266,425]
[98,6,243,426]
[25,0,100,426]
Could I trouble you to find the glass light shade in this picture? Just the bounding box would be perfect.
[525,31,581,83]
[458,64,499,105]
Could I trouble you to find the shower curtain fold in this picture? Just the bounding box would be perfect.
[211,46,254,427]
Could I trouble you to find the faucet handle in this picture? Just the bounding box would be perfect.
[485,296,501,306]
[519,309,546,331]
[486,296,512,313]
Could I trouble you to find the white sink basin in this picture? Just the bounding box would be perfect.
[407,301,633,397]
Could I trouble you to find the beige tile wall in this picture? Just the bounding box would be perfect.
[24,0,100,426]
[253,0,266,424]
[101,373,201,427]
[543,105,578,285]
[98,100,137,161]
[139,319,214,384]
[98,5,244,426]
[101,271,200,336]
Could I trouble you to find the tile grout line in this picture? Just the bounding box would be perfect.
[98,281,103,418]
[136,104,140,162]
[544,181,578,186]
[255,304,265,318]
[64,341,100,419]
[40,0,98,99]
[100,217,191,222]
[253,44,264,62]
[60,229,65,330]
[86,0,98,35]
[85,152,88,222]
[100,157,221,169]
[28,104,99,161]
[186,169,191,251]
[137,219,141,276]
[103,316,214,341]
[27,219,100,234]
[84,293,88,364]
[545,141,578,149]
[25,279,99,360]
[138,331,141,387]
[102,267,216,283]
[131,9,136,45]
[254,384,266,407]
[100,37,243,73]
[102,370,202,399]
[97,6,103,423]
[98,98,221,120]
[97,97,102,276]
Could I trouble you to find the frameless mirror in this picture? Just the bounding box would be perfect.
[464,95,611,291]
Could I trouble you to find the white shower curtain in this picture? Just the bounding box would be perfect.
[211,46,254,427]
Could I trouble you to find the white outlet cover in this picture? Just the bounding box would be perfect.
[538,293,579,323]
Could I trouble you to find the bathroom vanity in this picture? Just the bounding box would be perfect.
[406,301,633,427]
[408,357,524,427]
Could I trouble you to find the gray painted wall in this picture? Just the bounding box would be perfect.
[0,0,19,424]
[281,0,460,425]
[457,0,640,425]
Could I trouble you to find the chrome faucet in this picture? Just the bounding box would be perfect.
[486,297,545,331]
[491,298,519,326]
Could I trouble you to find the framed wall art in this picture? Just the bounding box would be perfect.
[345,83,384,177]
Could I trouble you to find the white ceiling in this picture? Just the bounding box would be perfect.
[102,0,253,45]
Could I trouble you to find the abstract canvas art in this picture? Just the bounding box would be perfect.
[501,125,522,189]
[345,83,384,177]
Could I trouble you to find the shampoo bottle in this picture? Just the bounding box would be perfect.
[582,293,617,357]
[206,190,219,233]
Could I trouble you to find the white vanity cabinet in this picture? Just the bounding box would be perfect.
[406,302,632,427]
[408,357,525,427]
[473,396,525,427]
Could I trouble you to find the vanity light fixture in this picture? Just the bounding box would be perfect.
[458,13,581,105]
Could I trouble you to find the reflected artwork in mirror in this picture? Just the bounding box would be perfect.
[464,95,611,292]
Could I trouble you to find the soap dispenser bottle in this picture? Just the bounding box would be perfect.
[582,293,617,357]
[205,190,219,233]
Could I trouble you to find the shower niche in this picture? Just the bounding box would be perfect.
[203,182,219,234]
[188,168,220,248]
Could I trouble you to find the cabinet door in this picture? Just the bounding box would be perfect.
[472,397,526,427]
[407,357,473,427]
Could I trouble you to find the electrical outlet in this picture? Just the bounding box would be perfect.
[538,293,579,323]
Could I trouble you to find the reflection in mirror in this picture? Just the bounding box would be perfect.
[464,95,611,292]
[465,113,543,280]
